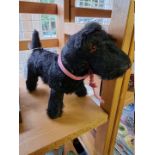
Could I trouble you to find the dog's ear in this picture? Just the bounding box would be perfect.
[73,22,102,49]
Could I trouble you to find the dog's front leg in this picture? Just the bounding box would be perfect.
[47,89,64,119]
[75,81,87,97]
[26,64,38,92]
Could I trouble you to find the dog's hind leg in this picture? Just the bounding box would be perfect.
[47,89,64,119]
[75,81,87,97]
[26,63,38,92]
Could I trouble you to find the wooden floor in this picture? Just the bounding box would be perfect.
[19,74,134,155]
[19,77,108,155]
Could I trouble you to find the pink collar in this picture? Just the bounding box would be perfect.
[58,53,89,80]
[57,52,104,104]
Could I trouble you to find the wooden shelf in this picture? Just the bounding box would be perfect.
[78,130,95,155]
[78,91,134,155]
[19,77,108,155]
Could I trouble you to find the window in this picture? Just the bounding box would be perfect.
[75,17,111,25]
[40,0,55,3]
[75,0,113,25]
[76,0,113,10]
[41,15,56,38]
[19,0,56,40]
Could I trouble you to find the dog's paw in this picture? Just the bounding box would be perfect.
[47,109,62,119]
[27,88,36,92]
[26,81,37,92]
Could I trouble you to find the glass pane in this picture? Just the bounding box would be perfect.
[75,17,111,25]
[75,0,112,26]
[20,0,55,3]
[76,0,113,10]
[40,0,55,3]
[19,14,56,40]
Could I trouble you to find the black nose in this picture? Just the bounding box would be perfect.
[128,62,131,68]
[122,61,131,70]
[124,62,131,69]
[125,57,131,70]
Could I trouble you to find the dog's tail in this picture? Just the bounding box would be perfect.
[31,30,42,49]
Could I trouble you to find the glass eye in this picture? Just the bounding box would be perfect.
[91,46,96,52]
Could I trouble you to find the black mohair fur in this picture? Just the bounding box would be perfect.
[26,22,131,119]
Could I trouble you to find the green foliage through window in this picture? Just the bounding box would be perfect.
[39,0,56,38]
[41,15,56,38]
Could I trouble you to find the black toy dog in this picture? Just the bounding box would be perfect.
[26,22,131,119]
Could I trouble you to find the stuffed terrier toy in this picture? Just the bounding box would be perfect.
[26,22,131,119]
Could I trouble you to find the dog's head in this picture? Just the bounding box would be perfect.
[65,22,131,80]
